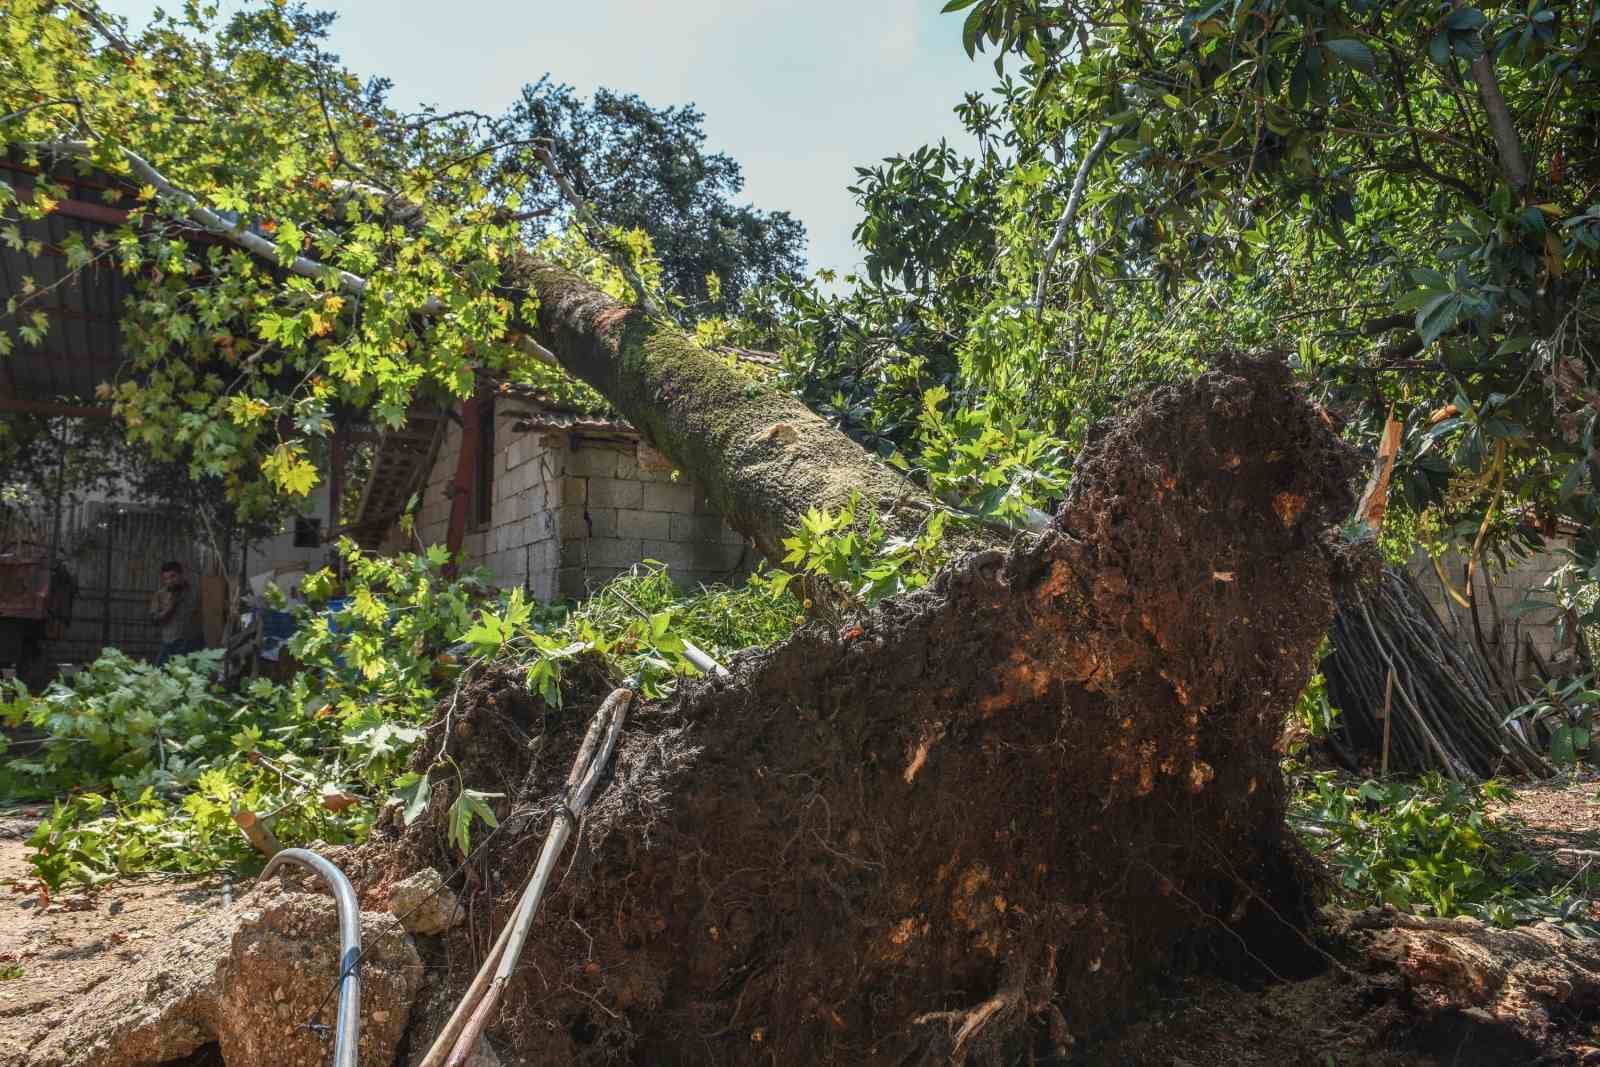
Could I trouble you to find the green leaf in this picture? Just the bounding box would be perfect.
[962,5,985,58]
[1323,38,1377,77]
[1415,292,1461,344]
[393,771,431,826]
[446,788,503,856]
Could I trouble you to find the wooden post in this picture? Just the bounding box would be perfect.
[444,394,484,571]
[329,422,348,541]
[1380,667,1395,777]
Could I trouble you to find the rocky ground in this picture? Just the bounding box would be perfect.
[0,812,228,1065]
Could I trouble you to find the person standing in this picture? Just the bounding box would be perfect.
[150,561,205,665]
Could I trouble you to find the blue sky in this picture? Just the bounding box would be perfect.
[97,0,995,279]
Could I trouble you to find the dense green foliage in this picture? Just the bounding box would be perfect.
[1290,772,1595,930]
[503,79,807,315]
[2,544,800,889]
[0,2,798,518]
[753,0,1600,578]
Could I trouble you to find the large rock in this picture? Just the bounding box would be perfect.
[387,867,461,936]
[26,879,422,1067]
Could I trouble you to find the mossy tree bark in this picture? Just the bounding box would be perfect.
[506,257,953,562]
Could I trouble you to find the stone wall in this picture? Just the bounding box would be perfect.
[407,407,749,600]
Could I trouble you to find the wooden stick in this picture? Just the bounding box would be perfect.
[419,689,633,1067]
[1380,668,1394,777]
[233,804,281,858]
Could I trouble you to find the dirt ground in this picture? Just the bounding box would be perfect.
[1494,768,1600,881]
[0,810,227,1066]
[1,772,1596,1067]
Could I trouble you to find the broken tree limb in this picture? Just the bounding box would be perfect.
[36,140,560,367]
[427,688,634,1067]
[232,804,281,858]
[1034,124,1116,319]
[1452,0,1529,192]
[614,587,729,677]
[532,143,662,318]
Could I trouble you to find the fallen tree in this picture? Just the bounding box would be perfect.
[509,257,940,560]
[25,134,1375,1063]
[356,354,1364,1064]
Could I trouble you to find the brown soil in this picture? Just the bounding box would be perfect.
[1495,769,1600,882]
[355,355,1369,1065]
[0,811,227,1065]
[1,778,1596,1064]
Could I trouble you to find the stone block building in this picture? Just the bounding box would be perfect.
[364,387,751,599]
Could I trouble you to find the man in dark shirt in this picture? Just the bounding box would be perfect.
[150,561,205,665]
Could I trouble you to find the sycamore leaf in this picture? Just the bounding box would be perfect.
[446,788,502,856]
[392,771,432,825]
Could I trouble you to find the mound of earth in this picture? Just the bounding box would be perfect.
[354,355,1365,1064]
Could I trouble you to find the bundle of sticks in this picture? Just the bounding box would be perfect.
[1321,566,1551,780]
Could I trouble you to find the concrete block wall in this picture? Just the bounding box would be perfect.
[554,437,749,599]
[405,411,749,601]
[1404,540,1573,669]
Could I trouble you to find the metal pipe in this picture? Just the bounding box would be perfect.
[260,848,362,1067]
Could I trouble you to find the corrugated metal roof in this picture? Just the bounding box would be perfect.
[0,158,146,406]
[0,196,133,403]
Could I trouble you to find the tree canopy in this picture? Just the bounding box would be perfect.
[0,1,801,520]
[3,0,1600,577]
[765,0,1600,574]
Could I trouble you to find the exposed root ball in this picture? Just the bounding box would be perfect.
[371,354,1362,1064]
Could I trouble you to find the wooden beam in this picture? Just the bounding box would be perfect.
[15,183,131,225]
[444,394,482,567]
[0,398,114,418]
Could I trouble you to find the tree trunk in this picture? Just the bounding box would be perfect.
[507,256,954,561]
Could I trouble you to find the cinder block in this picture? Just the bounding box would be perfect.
[643,482,696,514]
[560,539,585,567]
[557,565,625,598]
[566,446,618,478]
[640,539,698,572]
[670,513,726,544]
[586,477,644,509]
[558,505,617,541]
[617,508,671,540]
[585,537,645,568]
[558,566,587,599]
